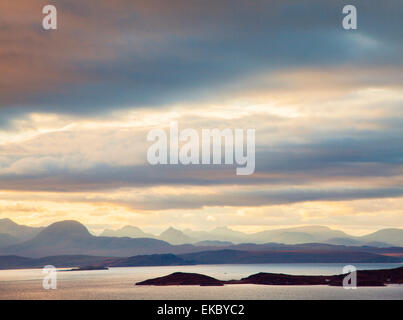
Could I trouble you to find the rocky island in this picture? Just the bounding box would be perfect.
[136,272,224,286]
[136,266,403,287]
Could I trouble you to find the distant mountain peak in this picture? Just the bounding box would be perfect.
[211,226,245,236]
[121,225,143,232]
[159,227,193,245]
[360,228,403,246]
[0,218,17,226]
[167,226,179,231]
[285,225,338,232]
[368,228,402,233]
[39,220,91,239]
[0,218,43,242]
[100,225,154,238]
[161,227,182,236]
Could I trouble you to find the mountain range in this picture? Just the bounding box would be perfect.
[0,218,402,269]
[1,219,403,249]
[1,246,402,270]
[100,223,403,247]
[0,218,43,246]
[101,225,155,239]
[0,220,174,258]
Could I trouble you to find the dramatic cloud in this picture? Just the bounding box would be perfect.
[0,0,402,232]
[1,0,402,123]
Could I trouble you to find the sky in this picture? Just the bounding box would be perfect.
[0,0,402,235]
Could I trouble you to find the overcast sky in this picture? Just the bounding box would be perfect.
[0,0,402,235]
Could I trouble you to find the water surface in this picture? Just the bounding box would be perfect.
[0,263,402,300]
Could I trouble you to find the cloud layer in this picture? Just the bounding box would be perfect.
[0,0,402,232]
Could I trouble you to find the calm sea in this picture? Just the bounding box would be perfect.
[0,263,402,300]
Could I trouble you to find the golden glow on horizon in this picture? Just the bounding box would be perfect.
[0,66,402,235]
[0,191,402,236]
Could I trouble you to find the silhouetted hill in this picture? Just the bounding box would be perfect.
[1,244,402,270]
[100,226,155,238]
[220,242,403,256]
[240,267,403,286]
[81,220,403,247]
[249,226,348,244]
[178,249,402,264]
[359,229,403,246]
[184,225,403,246]
[37,220,91,240]
[92,248,403,268]
[324,237,395,248]
[182,227,248,243]
[0,233,20,247]
[104,254,194,267]
[0,218,43,242]
[185,225,350,244]
[0,255,113,269]
[136,272,224,286]
[324,237,363,246]
[0,255,35,269]
[0,220,173,258]
[0,219,402,259]
[159,227,194,245]
[209,227,248,242]
[194,240,233,246]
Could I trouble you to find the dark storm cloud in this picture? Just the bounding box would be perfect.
[256,132,403,173]
[1,0,402,123]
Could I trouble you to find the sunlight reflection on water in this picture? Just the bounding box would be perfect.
[0,263,402,300]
